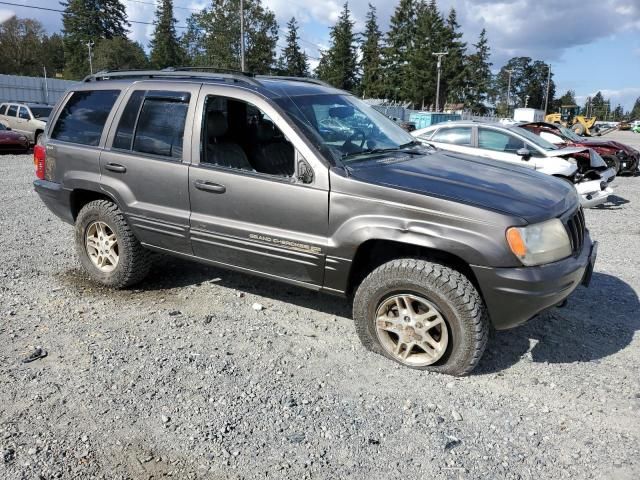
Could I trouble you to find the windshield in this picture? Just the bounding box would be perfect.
[30,107,52,118]
[557,125,582,142]
[273,93,417,164]
[510,126,558,151]
[0,124,6,130]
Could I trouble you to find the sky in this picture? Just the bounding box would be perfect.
[1,0,639,111]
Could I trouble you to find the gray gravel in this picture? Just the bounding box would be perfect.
[1,152,639,479]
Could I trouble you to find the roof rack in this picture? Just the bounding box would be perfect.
[83,68,261,87]
[256,75,333,88]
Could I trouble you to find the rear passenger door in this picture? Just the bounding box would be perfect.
[187,86,329,286]
[100,83,200,254]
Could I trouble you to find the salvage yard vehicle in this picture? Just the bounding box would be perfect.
[0,102,52,145]
[412,121,616,208]
[545,105,598,136]
[33,69,597,376]
[0,123,29,153]
[519,121,640,175]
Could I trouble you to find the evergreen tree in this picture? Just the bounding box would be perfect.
[440,8,466,106]
[184,0,278,74]
[465,28,492,113]
[382,0,418,101]
[315,3,358,91]
[279,17,309,77]
[630,97,640,120]
[93,37,148,71]
[359,4,383,98]
[493,57,554,114]
[61,0,129,78]
[0,17,47,76]
[552,90,576,112]
[149,0,184,69]
[42,34,66,77]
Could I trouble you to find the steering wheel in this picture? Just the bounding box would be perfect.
[344,129,366,149]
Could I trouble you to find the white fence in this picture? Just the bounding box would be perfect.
[0,74,79,106]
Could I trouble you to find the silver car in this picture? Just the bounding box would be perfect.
[0,102,53,145]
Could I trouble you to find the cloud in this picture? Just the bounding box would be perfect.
[576,87,640,112]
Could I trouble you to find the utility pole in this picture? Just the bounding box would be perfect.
[239,0,246,71]
[86,40,94,75]
[544,64,551,113]
[432,52,448,112]
[505,69,514,117]
[43,66,49,104]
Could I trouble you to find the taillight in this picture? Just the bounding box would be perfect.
[34,144,46,180]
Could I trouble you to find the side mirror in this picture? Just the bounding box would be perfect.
[5,126,11,130]
[297,159,314,184]
[517,147,531,160]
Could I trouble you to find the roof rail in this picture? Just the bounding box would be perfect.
[256,75,333,88]
[83,68,261,87]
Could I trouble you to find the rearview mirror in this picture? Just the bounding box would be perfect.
[516,147,531,160]
[329,106,354,119]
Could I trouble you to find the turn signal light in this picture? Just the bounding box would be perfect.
[506,227,527,258]
[34,144,46,180]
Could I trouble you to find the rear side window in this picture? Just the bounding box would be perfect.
[113,90,190,160]
[7,105,17,117]
[51,90,120,146]
[0,105,6,115]
[431,127,472,146]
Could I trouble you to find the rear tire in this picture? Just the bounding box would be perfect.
[353,258,489,376]
[74,200,151,288]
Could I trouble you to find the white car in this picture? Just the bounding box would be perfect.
[412,121,616,208]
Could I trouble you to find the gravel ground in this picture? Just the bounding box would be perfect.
[1,152,639,479]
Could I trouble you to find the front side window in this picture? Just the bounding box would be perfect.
[201,95,295,177]
[431,126,472,146]
[273,93,416,165]
[30,107,52,119]
[19,107,30,120]
[478,128,525,153]
[7,105,17,117]
[51,90,120,146]
[113,90,189,160]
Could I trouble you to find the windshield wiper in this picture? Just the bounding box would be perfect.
[341,141,423,159]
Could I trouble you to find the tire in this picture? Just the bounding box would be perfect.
[353,258,489,376]
[603,155,621,175]
[74,200,151,288]
[572,123,585,136]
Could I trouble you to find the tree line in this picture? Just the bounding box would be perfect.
[0,0,638,118]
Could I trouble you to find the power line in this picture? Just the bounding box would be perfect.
[0,1,189,28]
[123,0,200,12]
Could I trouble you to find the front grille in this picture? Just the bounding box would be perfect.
[565,207,585,255]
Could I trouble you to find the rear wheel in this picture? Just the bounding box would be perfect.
[353,258,489,376]
[74,200,151,288]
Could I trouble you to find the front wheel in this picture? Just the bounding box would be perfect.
[603,155,621,175]
[353,259,489,376]
[75,200,151,288]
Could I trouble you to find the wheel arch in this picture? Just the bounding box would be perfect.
[69,188,118,221]
[346,238,482,297]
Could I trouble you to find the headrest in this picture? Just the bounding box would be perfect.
[207,111,228,137]
[255,120,275,142]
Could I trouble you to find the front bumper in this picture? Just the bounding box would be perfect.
[471,231,595,330]
[575,176,613,208]
[34,179,74,224]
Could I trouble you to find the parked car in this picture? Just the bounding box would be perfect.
[0,123,29,153]
[0,102,53,145]
[34,69,597,375]
[412,121,616,208]
[519,121,639,175]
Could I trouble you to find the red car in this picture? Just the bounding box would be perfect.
[0,123,29,153]
[519,122,639,175]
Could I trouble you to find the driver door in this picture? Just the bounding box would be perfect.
[476,127,535,169]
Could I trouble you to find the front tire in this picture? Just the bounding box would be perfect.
[603,155,621,175]
[353,259,489,376]
[74,200,151,288]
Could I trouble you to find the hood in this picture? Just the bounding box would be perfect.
[346,149,577,223]
[544,146,589,158]
[0,130,26,141]
[581,139,637,154]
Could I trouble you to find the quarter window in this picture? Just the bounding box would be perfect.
[113,90,190,160]
[7,105,17,117]
[478,128,525,153]
[51,90,120,146]
[431,127,472,146]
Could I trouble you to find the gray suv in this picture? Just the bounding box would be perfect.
[33,69,597,375]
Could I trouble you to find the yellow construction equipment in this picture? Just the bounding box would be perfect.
[545,105,598,136]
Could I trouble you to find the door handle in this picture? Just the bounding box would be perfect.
[104,163,127,173]
[194,180,226,194]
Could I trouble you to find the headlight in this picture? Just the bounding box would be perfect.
[506,218,572,266]
[566,157,577,164]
